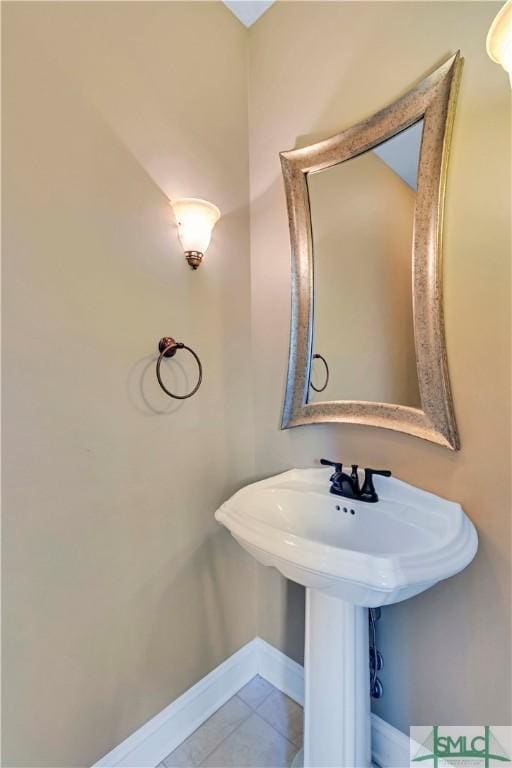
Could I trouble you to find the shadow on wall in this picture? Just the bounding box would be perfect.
[127,354,189,416]
[284,580,305,664]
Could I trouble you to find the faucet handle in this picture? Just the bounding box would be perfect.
[360,468,392,503]
[350,464,360,492]
[320,458,342,472]
[366,468,391,478]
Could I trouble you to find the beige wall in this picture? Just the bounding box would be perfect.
[249,0,511,733]
[2,3,256,766]
[309,152,420,406]
[3,2,511,765]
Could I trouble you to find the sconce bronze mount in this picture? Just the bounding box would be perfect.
[185,251,203,270]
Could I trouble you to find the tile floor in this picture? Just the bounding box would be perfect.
[158,676,303,768]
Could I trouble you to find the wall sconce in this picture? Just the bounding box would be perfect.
[487,0,512,86]
[171,198,221,269]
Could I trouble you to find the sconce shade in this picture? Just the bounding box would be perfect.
[487,0,512,85]
[171,198,221,269]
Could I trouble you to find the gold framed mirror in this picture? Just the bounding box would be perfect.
[280,53,462,450]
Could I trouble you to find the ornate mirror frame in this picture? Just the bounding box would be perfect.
[280,53,462,450]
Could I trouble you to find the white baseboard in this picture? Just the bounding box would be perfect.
[94,640,258,768]
[371,712,411,768]
[94,636,410,768]
[254,637,305,707]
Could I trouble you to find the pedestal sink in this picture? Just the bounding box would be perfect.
[215,467,478,768]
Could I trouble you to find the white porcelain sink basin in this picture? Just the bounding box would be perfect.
[215,467,477,607]
[216,466,478,768]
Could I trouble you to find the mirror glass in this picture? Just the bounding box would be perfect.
[307,120,424,407]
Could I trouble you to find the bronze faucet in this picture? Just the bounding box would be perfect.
[320,459,391,503]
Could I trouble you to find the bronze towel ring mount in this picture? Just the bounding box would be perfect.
[156,337,203,400]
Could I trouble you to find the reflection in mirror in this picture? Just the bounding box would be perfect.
[307,120,424,407]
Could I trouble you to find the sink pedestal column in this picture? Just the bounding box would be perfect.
[303,589,371,768]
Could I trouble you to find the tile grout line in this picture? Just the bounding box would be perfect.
[162,679,299,768]
[189,693,259,768]
[255,700,302,750]
[195,703,254,768]
[161,698,254,768]
[195,683,287,768]
[239,684,275,712]
[197,708,298,768]
[250,710,299,752]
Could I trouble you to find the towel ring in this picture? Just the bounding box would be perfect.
[310,353,329,393]
[156,337,203,400]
